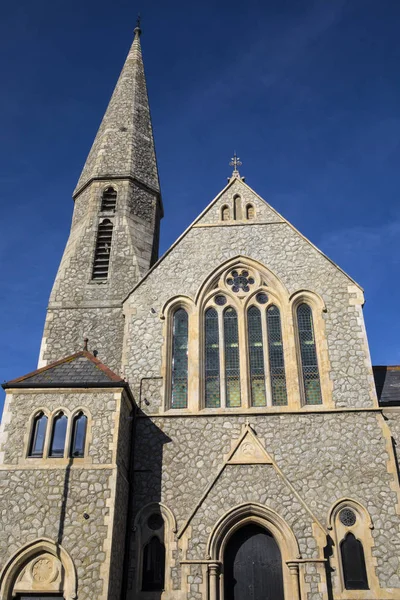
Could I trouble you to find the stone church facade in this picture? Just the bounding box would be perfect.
[0,23,399,600]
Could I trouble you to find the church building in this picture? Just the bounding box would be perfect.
[0,22,400,600]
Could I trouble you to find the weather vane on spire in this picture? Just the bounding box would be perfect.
[134,13,142,37]
[229,152,242,178]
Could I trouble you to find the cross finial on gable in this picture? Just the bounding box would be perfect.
[229,152,244,181]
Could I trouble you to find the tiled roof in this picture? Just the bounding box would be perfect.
[3,351,125,389]
[373,366,400,406]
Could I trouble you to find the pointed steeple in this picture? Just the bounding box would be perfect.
[74,22,160,197]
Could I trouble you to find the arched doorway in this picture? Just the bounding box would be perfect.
[224,523,284,600]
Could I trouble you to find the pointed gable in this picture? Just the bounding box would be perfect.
[3,351,125,389]
[196,178,284,225]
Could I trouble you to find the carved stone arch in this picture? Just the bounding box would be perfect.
[133,503,177,597]
[160,294,195,320]
[207,502,301,600]
[195,255,289,306]
[0,538,77,600]
[289,289,327,313]
[243,285,281,311]
[50,406,71,420]
[327,498,380,597]
[201,286,242,312]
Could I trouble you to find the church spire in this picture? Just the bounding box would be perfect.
[74,21,160,198]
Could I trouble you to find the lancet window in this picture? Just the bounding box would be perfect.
[27,409,88,460]
[297,303,322,404]
[70,412,88,458]
[49,412,68,458]
[28,412,48,458]
[171,308,188,409]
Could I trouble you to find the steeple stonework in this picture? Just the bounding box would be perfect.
[39,26,162,372]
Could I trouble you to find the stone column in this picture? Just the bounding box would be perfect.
[287,562,301,600]
[208,562,220,600]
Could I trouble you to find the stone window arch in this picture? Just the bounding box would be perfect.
[28,411,48,458]
[49,411,68,458]
[69,411,88,458]
[233,195,242,220]
[246,203,255,220]
[0,538,77,600]
[133,503,177,598]
[327,498,379,596]
[100,186,117,212]
[221,205,230,221]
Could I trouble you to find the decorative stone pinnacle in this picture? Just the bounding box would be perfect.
[229,152,242,179]
[134,13,142,37]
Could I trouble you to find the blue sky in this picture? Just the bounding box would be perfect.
[1,0,400,408]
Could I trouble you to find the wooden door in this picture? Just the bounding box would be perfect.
[224,524,284,600]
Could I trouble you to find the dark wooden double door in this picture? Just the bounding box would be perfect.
[224,524,284,600]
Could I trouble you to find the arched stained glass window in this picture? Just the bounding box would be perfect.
[247,306,266,406]
[171,309,188,409]
[221,205,230,221]
[92,219,114,279]
[101,187,117,211]
[49,412,68,458]
[224,307,241,407]
[297,303,322,405]
[28,413,48,458]
[205,308,220,408]
[70,412,87,458]
[142,536,165,591]
[267,306,288,406]
[340,533,369,590]
[246,204,255,220]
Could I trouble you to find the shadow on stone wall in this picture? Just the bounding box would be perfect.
[324,535,334,600]
[122,409,171,598]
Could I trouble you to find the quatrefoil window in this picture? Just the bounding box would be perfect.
[226,269,255,293]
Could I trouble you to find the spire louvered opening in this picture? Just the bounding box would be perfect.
[92,219,114,280]
[101,187,117,212]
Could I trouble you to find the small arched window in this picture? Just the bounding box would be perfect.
[267,306,288,406]
[340,533,369,590]
[92,219,114,280]
[246,204,255,220]
[49,412,68,458]
[28,412,48,458]
[297,303,322,405]
[205,308,220,408]
[142,536,165,591]
[224,307,241,407]
[70,412,87,458]
[233,195,242,220]
[101,187,117,212]
[247,306,266,406]
[171,308,188,409]
[221,205,230,221]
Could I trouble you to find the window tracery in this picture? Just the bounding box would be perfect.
[164,260,328,412]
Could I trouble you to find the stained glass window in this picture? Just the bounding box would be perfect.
[224,307,241,407]
[70,412,87,458]
[297,303,322,405]
[340,533,369,590]
[49,413,68,458]
[29,413,48,458]
[171,308,188,408]
[267,306,288,406]
[205,308,220,408]
[247,306,266,406]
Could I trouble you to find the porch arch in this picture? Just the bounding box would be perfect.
[0,538,77,600]
[207,503,301,600]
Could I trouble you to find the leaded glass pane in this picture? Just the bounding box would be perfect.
[49,413,68,458]
[171,309,188,408]
[29,413,48,458]
[247,306,266,406]
[297,303,322,405]
[205,308,220,407]
[224,307,241,407]
[267,306,288,406]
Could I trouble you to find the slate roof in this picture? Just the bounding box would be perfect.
[373,366,400,406]
[2,351,125,389]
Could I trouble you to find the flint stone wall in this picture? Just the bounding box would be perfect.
[130,411,400,594]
